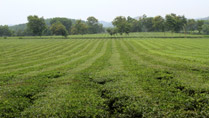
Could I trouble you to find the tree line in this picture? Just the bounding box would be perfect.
[108,14,209,35]
[0,16,104,37]
[26,16,104,37]
[0,13,209,37]
[0,25,13,37]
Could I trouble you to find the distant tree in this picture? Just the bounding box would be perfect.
[165,13,187,33]
[127,16,141,32]
[16,29,24,36]
[0,25,12,36]
[178,16,187,34]
[140,15,154,32]
[71,20,88,35]
[23,28,33,36]
[27,15,46,36]
[106,28,117,36]
[86,16,103,34]
[9,24,27,35]
[186,19,196,33]
[50,22,68,37]
[112,16,131,35]
[205,20,209,25]
[197,20,204,34]
[98,24,105,33]
[43,26,52,36]
[152,16,165,32]
[202,24,209,35]
[165,14,176,32]
[50,18,72,32]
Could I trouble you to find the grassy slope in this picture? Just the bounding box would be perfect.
[0,37,209,117]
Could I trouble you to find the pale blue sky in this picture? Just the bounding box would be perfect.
[0,0,209,25]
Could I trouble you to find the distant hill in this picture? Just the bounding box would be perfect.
[197,16,209,20]
[99,21,113,28]
[9,19,51,31]
[9,24,27,31]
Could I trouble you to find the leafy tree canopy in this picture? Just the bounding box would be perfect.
[27,15,46,36]
[50,22,68,37]
[106,28,117,36]
[165,13,187,33]
[197,20,204,34]
[71,20,88,35]
[112,16,131,35]
[152,16,165,32]
[50,18,72,31]
[87,16,103,34]
[0,25,12,36]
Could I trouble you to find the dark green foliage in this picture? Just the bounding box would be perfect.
[43,26,52,36]
[106,28,117,36]
[71,20,88,35]
[197,20,204,34]
[165,13,187,33]
[9,18,78,36]
[87,16,104,34]
[140,15,154,32]
[7,14,209,37]
[38,71,65,79]
[0,81,47,117]
[152,16,165,32]
[112,16,131,35]
[27,15,46,36]
[154,71,173,80]
[0,25,12,36]
[0,97,31,118]
[50,22,68,37]
[202,24,209,34]
[0,70,64,117]
[50,17,72,32]
[186,19,196,32]
[9,24,27,32]
[127,16,142,32]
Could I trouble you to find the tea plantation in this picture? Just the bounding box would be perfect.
[0,36,209,117]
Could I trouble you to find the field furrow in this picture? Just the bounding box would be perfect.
[0,40,83,70]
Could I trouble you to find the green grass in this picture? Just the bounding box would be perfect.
[0,36,209,117]
[0,32,204,40]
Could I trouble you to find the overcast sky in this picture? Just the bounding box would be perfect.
[0,0,209,25]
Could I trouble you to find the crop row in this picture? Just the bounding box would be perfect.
[0,38,209,117]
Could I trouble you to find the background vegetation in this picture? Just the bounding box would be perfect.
[1,13,209,37]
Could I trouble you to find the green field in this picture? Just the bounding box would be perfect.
[0,32,205,40]
[0,37,209,117]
